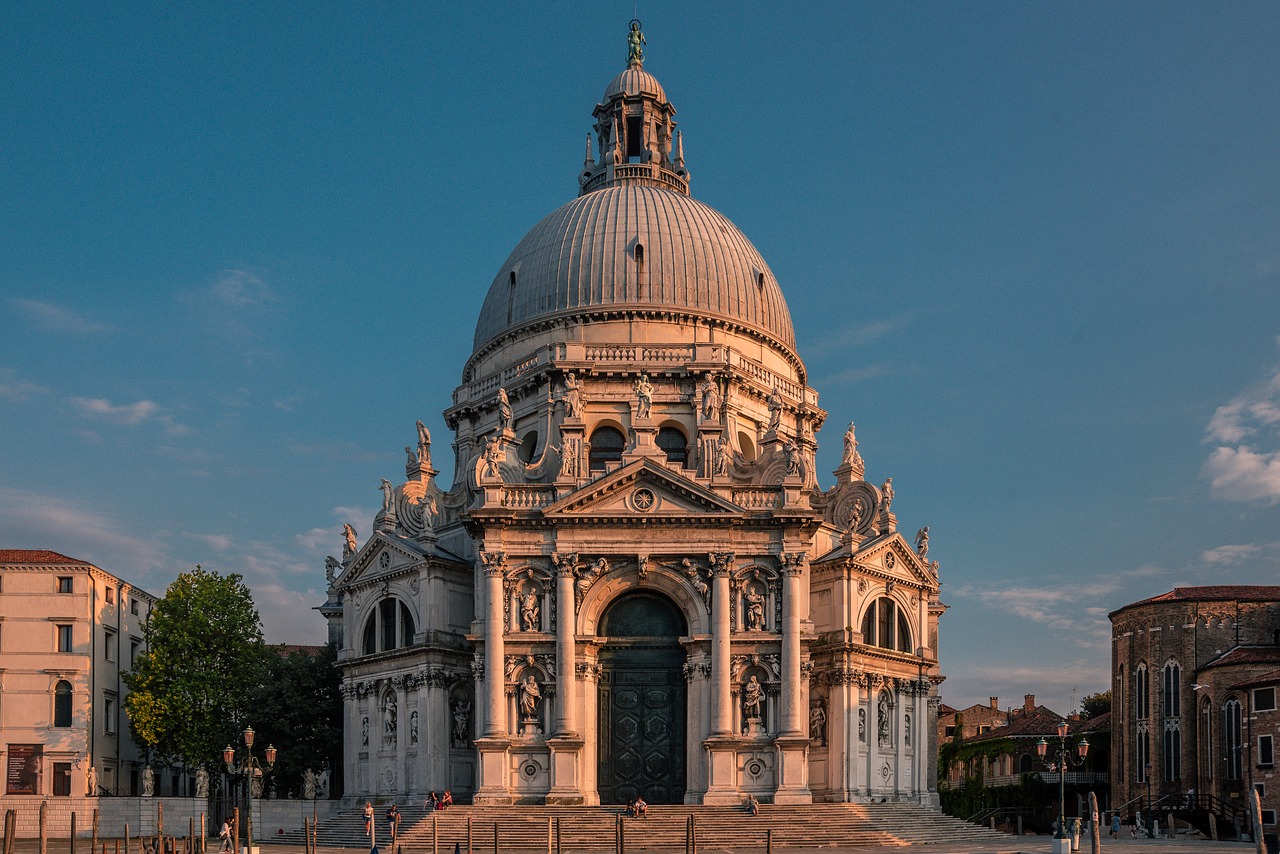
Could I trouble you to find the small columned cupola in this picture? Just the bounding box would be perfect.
[579,20,690,196]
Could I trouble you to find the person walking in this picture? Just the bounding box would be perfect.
[1110,813,1121,839]
[218,820,233,854]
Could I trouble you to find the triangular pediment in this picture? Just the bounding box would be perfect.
[853,533,938,591]
[542,458,744,518]
[335,532,426,590]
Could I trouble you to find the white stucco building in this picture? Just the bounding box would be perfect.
[323,26,946,807]
[0,549,154,799]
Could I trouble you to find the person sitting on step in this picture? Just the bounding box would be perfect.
[745,794,759,816]
[634,796,648,818]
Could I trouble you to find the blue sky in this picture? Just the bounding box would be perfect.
[2,2,1278,716]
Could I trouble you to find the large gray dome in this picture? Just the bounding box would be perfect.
[472,184,796,356]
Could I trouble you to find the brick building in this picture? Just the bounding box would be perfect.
[1110,586,1280,831]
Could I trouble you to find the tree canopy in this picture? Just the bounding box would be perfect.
[249,642,343,797]
[123,567,267,770]
[1081,690,1112,719]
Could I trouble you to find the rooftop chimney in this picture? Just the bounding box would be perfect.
[989,696,999,711]
[1024,694,1036,714]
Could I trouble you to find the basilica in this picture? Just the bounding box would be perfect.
[321,25,946,807]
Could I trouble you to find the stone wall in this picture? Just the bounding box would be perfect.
[0,798,342,839]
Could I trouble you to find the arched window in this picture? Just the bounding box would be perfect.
[518,430,539,463]
[634,243,646,298]
[54,680,73,727]
[1164,660,1181,718]
[860,598,912,653]
[656,426,688,467]
[362,597,417,656]
[506,270,517,324]
[1019,754,1033,774]
[1135,663,1149,720]
[1224,697,1243,781]
[589,426,625,472]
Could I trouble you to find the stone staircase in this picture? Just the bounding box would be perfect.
[275,802,1013,851]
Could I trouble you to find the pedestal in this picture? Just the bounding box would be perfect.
[545,736,586,804]
[772,735,813,804]
[471,736,513,804]
[701,738,741,805]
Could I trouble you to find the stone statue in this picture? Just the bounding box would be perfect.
[195,766,208,798]
[699,375,720,421]
[384,699,397,747]
[904,712,912,746]
[301,768,317,800]
[783,440,802,478]
[518,674,542,719]
[361,716,369,747]
[714,436,733,476]
[417,493,437,531]
[520,588,541,632]
[325,555,341,586]
[850,498,864,532]
[881,478,894,512]
[842,422,859,466]
[404,445,417,468]
[562,372,583,419]
[342,523,357,560]
[451,698,472,746]
[379,478,394,513]
[633,373,653,418]
[316,768,330,799]
[497,387,512,431]
[858,708,866,742]
[915,526,929,558]
[482,437,502,479]
[415,419,432,466]
[86,764,98,796]
[409,710,419,745]
[742,675,763,721]
[767,386,783,431]
[627,19,645,65]
[744,586,766,631]
[682,558,709,604]
[878,693,891,747]
[142,766,154,797]
[809,699,827,747]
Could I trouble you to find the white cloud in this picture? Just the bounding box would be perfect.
[0,368,49,402]
[10,298,112,334]
[70,397,159,425]
[1203,445,1280,503]
[209,270,277,308]
[1201,543,1263,565]
[806,315,913,359]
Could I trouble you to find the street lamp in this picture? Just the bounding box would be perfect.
[1144,761,1153,838]
[1037,720,1089,854]
[223,726,277,853]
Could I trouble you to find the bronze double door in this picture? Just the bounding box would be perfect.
[597,642,686,805]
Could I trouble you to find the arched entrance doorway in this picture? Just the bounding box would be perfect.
[597,591,687,805]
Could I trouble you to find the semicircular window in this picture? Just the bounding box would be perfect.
[599,591,687,638]
[589,426,626,472]
[656,427,688,467]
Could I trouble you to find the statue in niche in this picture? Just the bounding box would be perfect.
[562,372,584,418]
[881,478,894,512]
[627,18,645,65]
[742,675,764,721]
[482,437,502,479]
[342,524,358,560]
[714,436,733,476]
[383,699,397,748]
[520,588,541,632]
[497,387,512,431]
[878,693,891,747]
[379,478,394,514]
[915,526,929,558]
[744,585,766,631]
[518,674,542,719]
[409,710,419,745]
[451,698,471,746]
[301,768,316,800]
[767,386,783,431]
[858,708,866,742]
[699,375,720,421]
[842,421,859,466]
[904,712,912,746]
[361,716,369,747]
[415,419,432,466]
[633,373,653,418]
[556,431,580,478]
[810,699,827,747]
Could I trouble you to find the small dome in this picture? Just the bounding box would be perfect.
[604,65,667,102]
[472,184,795,356]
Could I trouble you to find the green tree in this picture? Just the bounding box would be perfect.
[1081,690,1112,719]
[124,567,266,772]
[250,643,343,798]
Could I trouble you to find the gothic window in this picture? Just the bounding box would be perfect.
[1225,697,1243,781]
[1163,660,1181,718]
[1135,728,1149,784]
[54,680,73,727]
[1163,724,1181,782]
[1135,663,1149,720]
[656,426,688,467]
[860,598,913,653]
[589,426,625,472]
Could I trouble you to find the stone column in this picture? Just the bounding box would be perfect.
[773,552,813,804]
[473,550,512,803]
[546,557,585,803]
[709,553,734,735]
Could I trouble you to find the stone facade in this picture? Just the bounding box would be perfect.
[1110,586,1280,830]
[0,550,154,800]
[322,26,945,808]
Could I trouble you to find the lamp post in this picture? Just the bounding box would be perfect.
[1145,761,1153,838]
[223,726,277,853]
[1037,720,1089,854]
